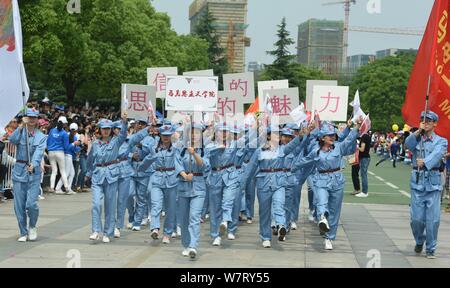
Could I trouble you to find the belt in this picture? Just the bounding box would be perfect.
[235,165,242,169]
[192,173,204,176]
[412,167,440,171]
[212,164,234,171]
[318,168,341,174]
[119,157,128,162]
[260,168,289,173]
[156,167,175,172]
[16,160,28,164]
[96,160,119,167]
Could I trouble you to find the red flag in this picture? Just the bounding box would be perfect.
[245,97,259,115]
[359,114,372,136]
[402,0,450,149]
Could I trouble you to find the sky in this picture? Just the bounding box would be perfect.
[151,0,433,65]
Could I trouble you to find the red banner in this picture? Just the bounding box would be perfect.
[402,0,450,149]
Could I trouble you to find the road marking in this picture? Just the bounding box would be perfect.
[399,190,411,198]
[375,176,384,181]
[385,182,399,189]
[368,170,411,199]
[368,171,375,176]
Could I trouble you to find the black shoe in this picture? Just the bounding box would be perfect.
[414,244,423,254]
[271,226,277,236]
[278,226,286,241]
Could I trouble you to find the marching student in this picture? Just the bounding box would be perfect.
[177,122,211,258]
[86,116,128,243]
[405,111,448,259]
[9,108,47,242]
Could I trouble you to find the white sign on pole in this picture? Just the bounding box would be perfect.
[223,72,255,104]
[183,69,214,76]
[257,80,289,111]
[217,91,244,117]
[165,76,219,112]
[306,80,338,111]
[263,87,300,125]
[311,86,349,121]
[121,84,156,121]
[147,67,178,99]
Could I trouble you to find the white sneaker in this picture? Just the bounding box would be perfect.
[38,195,45,200]
[55,190,65,195]
[290,222,298,230]
[262,240,271,248]
[161,211,166,217]
[188,248,197,259]
[176,226,182,237]
[140,218,149,226]
[17,235,27,242]
[162,235,170,244]
[28,227,37,241]
[246,218,253,224]
[219,221,227,236]
[319,215,330,233]
[355,192,368,198]
[131,226,141,231]
[114,228,120,238]
[324,239,333,250]
[182,248,190,257]
[102,235,110,243]
[89,232,100,241]
[66,190,77,195]
[227,233,235,240]
[308,211,315,222]
[205,214,210,220]
[212,237,221,246]
[126,223,133,230]
[171,232,177,238]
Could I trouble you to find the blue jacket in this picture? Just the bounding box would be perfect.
[405,132,448,192]
[47,128,70,152]
[117,128,151,179]
[65,134,81,158]
[9,127,47,182]
[177,147,211,197]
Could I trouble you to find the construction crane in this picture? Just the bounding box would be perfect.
[349,26,423,36]
[323,0,356,67]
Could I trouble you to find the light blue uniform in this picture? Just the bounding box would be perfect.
[295,125,358,241]
[405,111,447,254]
[130,133,157,228]
[86,119,128,237]
[139,124,183,237]
[9,111,47,237]
[177,145,211,250]
[115,125,150,229]
[206,126,241,240]
[244,131,300,241]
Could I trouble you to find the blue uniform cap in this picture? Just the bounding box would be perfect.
[112,121,122,129]
[55,105,65,111]
[159,124,175,136]
[26,108,39,118]
[267,125,281,134]
[285,123,300,130]
[99,119,113,129]
[420,111,439,122]
[319,123,337,138]
[281,127,294,136]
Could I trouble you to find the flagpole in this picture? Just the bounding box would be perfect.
[19,64,31,168]
[417,74,432,184]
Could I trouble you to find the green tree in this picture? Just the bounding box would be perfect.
[21,0,209,106]
[260,18,329,102]
[350,53,416,131]
[193,7,228,79]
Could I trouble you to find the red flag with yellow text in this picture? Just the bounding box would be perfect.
[402,0,450,149]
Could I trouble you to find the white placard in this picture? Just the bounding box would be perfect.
[183,69,214,76]
[257,80,289,111]
[311,86,349,121]
[263,87,300,125]
[306,80,337,111]
[223,72,255,104]
[147,67,178,99]
[121,84,156,122]
[165,76,219,112]
[217,91,244,117]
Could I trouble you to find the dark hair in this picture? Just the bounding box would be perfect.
[156,137,172,153]
[57,121,64,131]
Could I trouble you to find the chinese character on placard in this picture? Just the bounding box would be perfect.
[153,73,167,92]
[128,91,148,112]
[319,92,340,113]
[218,97,237,116]
[230,79,248,97]
[270,95,292,116]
